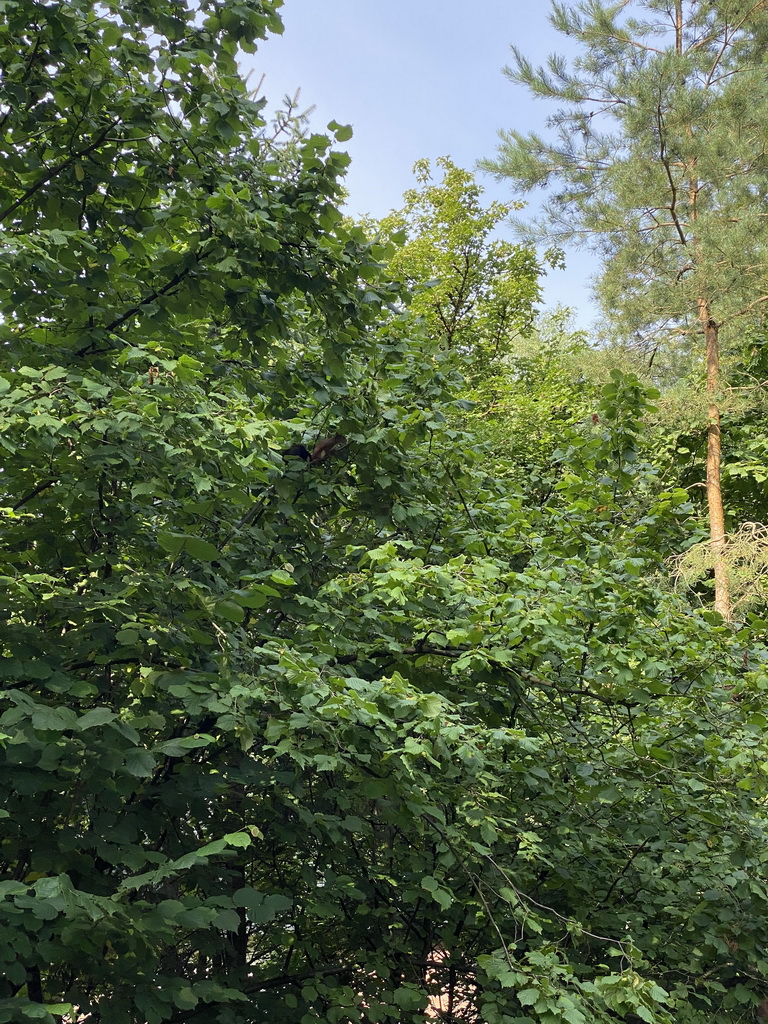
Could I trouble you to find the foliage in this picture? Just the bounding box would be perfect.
[378,157,561,368]
[482,0,768,345]
[463,310,601,484]
[672,521,768,617]
[0,0,468,1019]
[376,161,589,486]
[2,2,768,1024]
[719,337,768,526]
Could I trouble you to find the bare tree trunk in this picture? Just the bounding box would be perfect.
[698,297,730,620]
[675,0,683,53]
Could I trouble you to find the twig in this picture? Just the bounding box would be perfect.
[12,479,57,510]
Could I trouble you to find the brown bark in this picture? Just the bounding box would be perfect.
[675,0,683,53]
[685,47,728,619]
[698,297,730,619]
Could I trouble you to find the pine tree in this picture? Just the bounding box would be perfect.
[484,0,768,620]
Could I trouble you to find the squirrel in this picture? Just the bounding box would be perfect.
[279,434,348,465]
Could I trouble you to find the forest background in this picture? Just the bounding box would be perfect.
[3,2,768,1024]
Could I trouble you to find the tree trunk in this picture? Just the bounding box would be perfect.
[698,297,730,620]
[675,0,683,53]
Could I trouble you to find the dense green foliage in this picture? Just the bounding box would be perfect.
[377,158,555,361]
[375,161,597,481]
[2,2,768,1024]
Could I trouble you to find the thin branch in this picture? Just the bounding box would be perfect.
[0,34,42,132]
[105,266,193,332]
[485,855,629,946]
[76,247,209,356]
[12,478,57,511]
[441,462,490,557]
[655,102,688,247]
[0,119,121,223]
[600,32,664,55]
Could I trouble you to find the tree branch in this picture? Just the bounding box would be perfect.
[655,102,688,247]
[12,478,57,511]
[76,246,210,355]
[0,119,121,223]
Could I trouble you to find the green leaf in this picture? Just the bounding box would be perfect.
[269,568,295,586]
[156,533,219,560]
[184,537,220,561]
[562,1007,586,1024]
[157,532,188,556]
[517,988,539,1007]
[213,909,242,931]
[431,887,452,910]
[420,694,442,717]
[31,706,77,731]
[0,880,27,897]
[124,749,156,777]
[74,708,117,730]
[233,889,292,923]
[214,600,245,623]
[392,986,422,1010]
[155,735,214,756]
[172,988,198,1010]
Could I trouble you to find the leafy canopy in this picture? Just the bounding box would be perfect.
[2,2,768,1023]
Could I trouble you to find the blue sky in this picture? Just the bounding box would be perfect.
[244,1,600,330]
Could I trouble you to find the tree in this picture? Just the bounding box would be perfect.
[377,160,590,485]
[483,0,768,620]
[460,310,602,486]
[379,157,559,366]
[0,0,477,1019]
